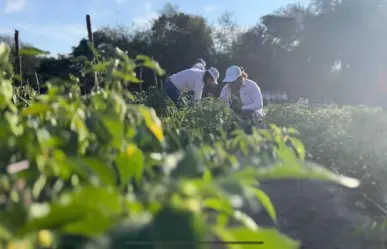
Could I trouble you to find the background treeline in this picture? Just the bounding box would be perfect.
[2,0,387,105]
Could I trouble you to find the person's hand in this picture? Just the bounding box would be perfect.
[230,100,242,112]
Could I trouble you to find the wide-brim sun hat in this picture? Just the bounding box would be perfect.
[207,67,219,85]
[223,65,242,83]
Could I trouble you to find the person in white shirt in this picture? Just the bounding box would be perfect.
[192,63,205,70]
[164,66,219,106]
[192,58,206,71]
[219,65,263,123]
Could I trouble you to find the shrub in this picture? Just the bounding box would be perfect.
[266,104,387,213]
[0,42,359,249]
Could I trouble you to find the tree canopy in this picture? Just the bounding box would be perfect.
[2,0,387,104]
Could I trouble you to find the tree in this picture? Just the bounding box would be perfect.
[212,12,241,55]
[37,56,76,84]
[20,0,387,105]
[149,5,214,74]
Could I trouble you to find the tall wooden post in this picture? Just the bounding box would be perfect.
[151,56,159,89]
[14,30,22,80]
[139,67,143,90]
[34,72,40,93]
[86,14,98,89]
[86,14,93,42]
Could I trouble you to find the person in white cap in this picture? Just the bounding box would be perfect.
[192,58,206,70]
[163,66,219,106]
[219,65,263,126]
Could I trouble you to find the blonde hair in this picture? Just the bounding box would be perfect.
[242,71,248,79]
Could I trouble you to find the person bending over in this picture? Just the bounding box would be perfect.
[219,65,263,131]
[192,58,206,70]
[163,66,219,106]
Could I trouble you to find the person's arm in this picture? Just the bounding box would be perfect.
[241,84,263,111]
[193,80,204,102]
[218,85,229,101]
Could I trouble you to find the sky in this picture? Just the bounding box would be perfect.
[1,0,309,56]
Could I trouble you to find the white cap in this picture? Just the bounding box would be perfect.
[197,58,206,68]
[207,67,219,85]
[223,65,242,83]
[192,63,205,70]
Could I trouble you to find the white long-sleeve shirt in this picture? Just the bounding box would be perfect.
[219,79,263,116]
[169,68,205,101]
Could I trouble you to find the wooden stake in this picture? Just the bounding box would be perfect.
[34,72,40,93]
[86,15,93,42]
[86,14,98,89]
[139,67,143,90]
[14,30,22,80]
[151,56,158,89]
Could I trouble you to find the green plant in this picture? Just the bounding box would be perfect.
[0,42,360,249]
[265,104,387,212]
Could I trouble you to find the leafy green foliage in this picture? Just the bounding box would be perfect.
[19,47,50,57]
[266,104,387,207]
[0,42,359,249]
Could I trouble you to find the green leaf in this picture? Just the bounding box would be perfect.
[22,102,50,116]
[61,212,118,237]
[173,147,203,178]
[98,113,124,148]
[94,61,109,72]
[216,178,248,198]
[255,161,360,188]
[71,186,122,214]
[232,210,258,231]
[32,175,47,199]
[139,106,164,142]
[75,157,116,186]
[19,46,49,56]
[202,168,212,182]
[286,127,299,135]
[87,42,99,57]
[268,124,281,135]
[125,73,143,83]
[135,55,165,76]
[249,187,276,223]
[115,144,145,187]
[114,70,143,83]
[214,226,300,249]
[13,74,23,82]
[204,198,233,214]
[115,47,127,59]
[0,43,10,59]
[105,59,119,85]
[21,203,87,235]
[20,187,122,236]
[135,55,151,61]
[0,202,29,236]
[0,224,12,240]
[150,206,207,249]
[69,74,80,83]
[85,114,113,144]
[288,137,305,160]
